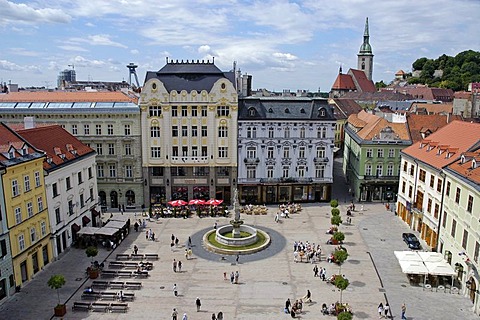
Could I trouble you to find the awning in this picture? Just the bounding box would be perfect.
[395,250,456,276]
[95,227,120,236]
[91,208,101,217]
[82,216,91,225]
[424,261,456,276]
[77,227,101,236]
[399,260,429,275]
[71,223,81,233]
[104,220,127,229]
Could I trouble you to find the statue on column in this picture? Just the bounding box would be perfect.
[233,188,240,221]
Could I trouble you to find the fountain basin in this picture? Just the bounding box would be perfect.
[203,226,271,255]
[216,225,257,246]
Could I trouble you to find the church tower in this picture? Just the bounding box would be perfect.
[357,17,373,81]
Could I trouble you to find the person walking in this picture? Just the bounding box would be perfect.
[235,254,239,264]
[401,303,406,320]
[172,308,178,320]
[211,313,217,320]
[285,298,291,313]
[384,303,390,318]
[313,265,319,277]
[234,270,239,284]
[178,260,182,272]
[182,313,188,320]
[378,303,384,318]
[188,236,192,247]
[173,259,177,272]
[133,245,138,255]
[195,297,202,312]
[175,237,179,247]
[173,283,178,296]
[230,271,234,284]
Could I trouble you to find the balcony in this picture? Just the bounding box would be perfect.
[171,156,209,164]
[244,157,260,164]
[313,157,329,163]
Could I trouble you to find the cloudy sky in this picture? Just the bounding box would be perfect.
[1,0,479,92]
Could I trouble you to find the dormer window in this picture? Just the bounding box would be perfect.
[46,157,53,164]
[318,108,326,117]
[461,154,466,163]
[248,107,256,116]
[59,154,66,160]
[54,147,62,155]
[268,108,273,113]
[8,150,15,159]
[300,108,305,114]
[285,108,290,114]
[473,159,478,169]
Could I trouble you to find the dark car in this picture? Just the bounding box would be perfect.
[402,233,421,250]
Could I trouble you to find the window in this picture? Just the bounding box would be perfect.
[410,164,415,176]
[84,124,90,135]
[24,175,30,192]
[300,127,306,138]
[182,146,188,156]
[320,127,327,138]
[365,164,372,176]
[172,126,178,137]
[388,149,395,158]
[109,165,116,177]
[246,127,257,138]
[192,107,198,117]
[299,146,306,158]
[181,126,188,137]
[12,180,19,197]
[201,126,207,137]
[218,147,228,158]
[451,219,457,238]
[218,126,228,138]
[462,230,469,249]
[401,181,406,194]
[18,234,25,251]
[96,144,103,155]
[408,186,413,198]
[387,163,394,176]
[97,165,104,178]
[72,124,77,135]
[90,188,94,202]
[282,166,289,178]
[246,146,257,159]
[217,106,230,116]
[202,146,207,157]
[267,166,274,178]
[446,181,451,196]
[284,127,290,138]
[68,200,73,215]
[437,179,442,193]
[403,161,407,172]
[30,227,36,243]
[107,143,114,155]
[41,221,46,236]
[268,127,274,138]
[96,124,102,135]
[434,203,439,219]
[192,126,198,137]
[0,240,6,259]
[27,202,33,217]
[427,198,432,213]
[377,149,384,158]
[283,146,290,158]
[150,126,160,137]
[124,125,131,136]
[467,195,474,213]
[366,149,373,158]
[298,166,305,177]
[34,171,40,187]
[246,166,256,179]
[430,175,435,188]
[476,242,480,263]
[149,106,161,117]
[65,177,71,190]
[376,164,383,176]
[150,147,161,158]
[52,183,58,197]
[125,144,132,156]
[455,187,461,204]
[80,194,84,208]
[78,172,83,184]
[107,124,114,135]
[15,207,22,224]
[172,146,178,157]
[316,146,325,158]
[192,146,198,157]
[267,147,274,158]
[125,165,133,178]
[181,106,188,117]
[442,211,447,228]
[316,165,325,178]
[172,106,178,117]
[55,208,61,224]
[201,106,207,117]
[37,196,43,212]
[419,169,426,182]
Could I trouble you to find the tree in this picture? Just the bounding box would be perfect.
[85,246,98,262]
[375,80,387,89]
[334,275,350,304]
[48,274,66,306]
[331,215,342,226]
[412,57,429,71]
[337,311,353,320]
[333,231,345,243]
[333,249,349,265]
[331,208,340,216]
[330,199,338,208]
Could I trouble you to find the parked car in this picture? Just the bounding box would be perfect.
[402,233,421,250]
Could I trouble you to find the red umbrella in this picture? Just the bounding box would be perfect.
[188,199,206,205]
[168,200,187,207]
[206,199,223,206]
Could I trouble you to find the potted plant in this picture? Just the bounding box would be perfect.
[48,274,66,317]
[85,246,99,279]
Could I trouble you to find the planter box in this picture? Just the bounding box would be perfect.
[54,304,67,317]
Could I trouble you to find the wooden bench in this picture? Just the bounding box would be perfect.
[133,271,149,278]
[91,302,110,312]
[109,261,125,269]
[131,254,144,260]
[101,270,117,279]
[81,292,100,300]
[109,281,125,289]
[123,262,140,270]
[116,254,130,261]
[145,253,159,260]
[124,282,142,290]
[72,302,91,312]
[100,292,118,301]
[110,303,129,313]
[92,281,109,290]
[121,292,135,302]
[117,271,133,278]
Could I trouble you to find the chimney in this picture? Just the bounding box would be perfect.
[24,117,35,129]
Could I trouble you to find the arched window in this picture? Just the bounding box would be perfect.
[126,190,135,206]
[300,127,306,139]
[268,127,274,138]
[99,191,107,207]
[248,107,256,116]
[318,108,326,117]
[284,127,290,138]
[247,127,252,138]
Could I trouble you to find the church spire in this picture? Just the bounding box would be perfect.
[359,17,372,54]
[357,17,374,81]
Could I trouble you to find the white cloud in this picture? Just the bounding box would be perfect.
[0,0,71,26]
[58,45,89,52]
[9,48,40,57]
[198,45,211,54]
[0,59,23,71]
[130,49,139,55]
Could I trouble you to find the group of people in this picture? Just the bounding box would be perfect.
[377,302,390,318]
[133,219,147,232]
[312,265,328,280]
[293,241,323,263]
[145,228,156,241]
[284,289,312,318]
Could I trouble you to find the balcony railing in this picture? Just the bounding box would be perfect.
[243,157,260,164]
[363,175,399,181]
[313,157,329,163]
[171,156,209,164]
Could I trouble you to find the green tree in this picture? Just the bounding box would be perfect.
[334,275,350,304]
[337,311,353,320]
[333,249,349,265]
[331,215,342,226]
[330,199,338,208]
[375,80,387,89]
[412,57,429,71]
[333,231,345,243]
[47,275,66,306]
[331,208,340,216]
[85,246,98,263]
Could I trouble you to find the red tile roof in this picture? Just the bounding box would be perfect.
[348,110,410,140]
[329,99,363,120]
[349,69,376,92]
[17,125,95,170]
[332,74,356,90]
[406,114,462,143]
[0,123,38,163]
[447,149,480,185]
[0,91,138,103]
[402,121,480,169]
[410,103,453,115]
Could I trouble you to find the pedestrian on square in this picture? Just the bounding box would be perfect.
[172,308,178,320]
[133,245,138,255]
[217,311,223,320]
[230,271,234,284]
[195,297,202,312]
[378,302,384,318]
[285,298,291,313]
[313,265,319,277]
[384,303,390,318]
[171,240,175,251]
[321,267,327,281]
[178,260,182,272]
[211,313,217,320]
[175,237,179,247]
[146,230,149,240]
[401,303,406,320]
[182,313,188,320]
[185,249,189,260]
[188,248,193,259]
[188,236,192,247]
[234,270,239,284]
[151,232,155,241]
[224,272,227,281]
[173,283,178,296]
[171,234,175,242]
[235,254,239,264]
[173,259,177,272]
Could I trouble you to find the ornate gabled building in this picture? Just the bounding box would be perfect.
[139,59,237,205]
[237,97,335,204]
[0,91,143,211]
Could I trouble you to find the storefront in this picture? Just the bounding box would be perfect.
[359,182,398,202]
[239,183,330,204]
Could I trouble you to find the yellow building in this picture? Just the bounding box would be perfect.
[328,98,363,152]
[0,123,52,287]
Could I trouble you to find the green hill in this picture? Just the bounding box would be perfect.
[408,50,480,91]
